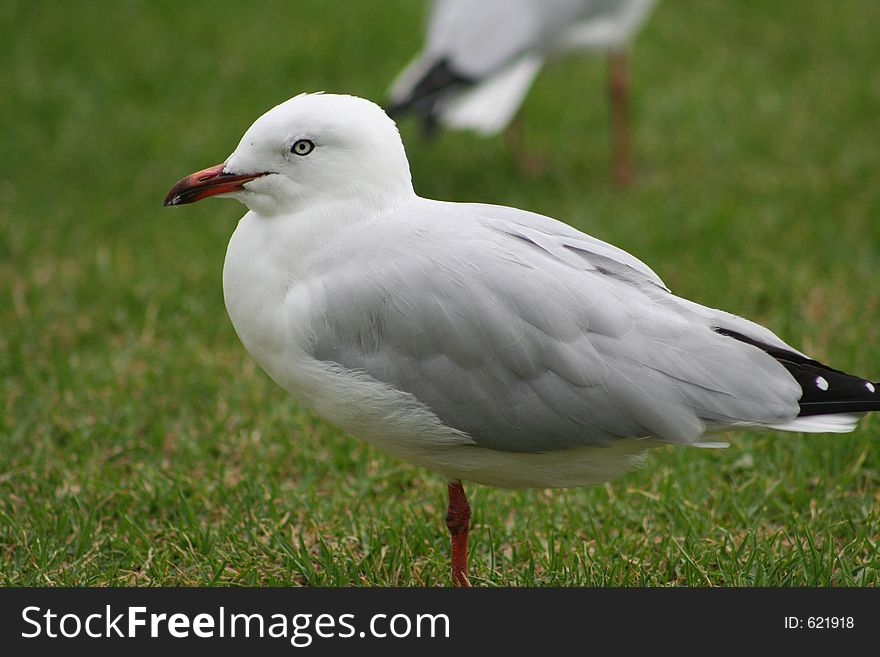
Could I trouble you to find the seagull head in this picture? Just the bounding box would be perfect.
[164,93,415,215]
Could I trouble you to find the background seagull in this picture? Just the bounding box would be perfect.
[165,93,879,586]
[386,0,659,184]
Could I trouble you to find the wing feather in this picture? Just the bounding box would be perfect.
[310,200,802,453]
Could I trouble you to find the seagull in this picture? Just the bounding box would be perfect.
[386,0,659,184]
[165,92,879,586]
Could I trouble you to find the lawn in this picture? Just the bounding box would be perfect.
[1,0,878,586]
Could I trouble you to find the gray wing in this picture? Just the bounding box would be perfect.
[310,200,802,453]
[424,0,656,75]
[425,0,592,77]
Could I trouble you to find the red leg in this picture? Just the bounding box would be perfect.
[608,50,633,187]
[445,481,472,587]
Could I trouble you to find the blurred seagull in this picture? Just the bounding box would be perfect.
[386,0,659,184]
[165,93,879,586]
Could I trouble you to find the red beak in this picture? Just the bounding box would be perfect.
[164,163,268,206]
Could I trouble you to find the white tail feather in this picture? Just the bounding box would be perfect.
[439,55,543,135]
[766,413,863,434]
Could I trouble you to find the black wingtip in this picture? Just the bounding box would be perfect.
[385,58,472,138]
[785,366,880,417]
[713,327,880,417]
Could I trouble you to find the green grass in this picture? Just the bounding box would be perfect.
[1,0,879,586]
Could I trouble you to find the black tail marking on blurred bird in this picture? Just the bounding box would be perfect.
[713,327,880,416]
[385,58,473,137]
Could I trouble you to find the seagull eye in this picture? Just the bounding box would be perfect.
[290,139,315,156]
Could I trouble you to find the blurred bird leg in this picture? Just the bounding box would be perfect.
[608,50,633,186]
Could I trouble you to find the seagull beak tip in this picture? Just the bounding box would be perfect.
[163,163,264,208]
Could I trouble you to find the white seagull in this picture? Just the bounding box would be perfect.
[386,0,659,184]
[165,93,879,586]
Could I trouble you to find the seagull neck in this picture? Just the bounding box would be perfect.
[311,181,416,217]
[246,194,417,274]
